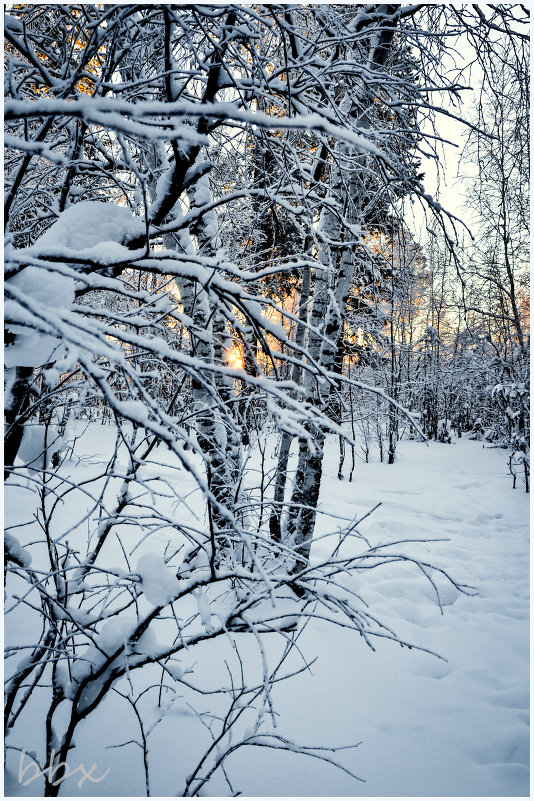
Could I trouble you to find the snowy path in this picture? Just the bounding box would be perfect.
[5,436,529,797]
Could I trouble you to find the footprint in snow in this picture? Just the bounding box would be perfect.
[404,654,452,680]
[471,511,504,524]
[469,728,529,766]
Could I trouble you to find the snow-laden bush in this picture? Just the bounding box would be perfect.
[437,419,452,444]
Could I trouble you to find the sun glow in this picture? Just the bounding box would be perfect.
[227,349,244,370]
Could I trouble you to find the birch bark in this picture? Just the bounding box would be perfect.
[285,12,399,568]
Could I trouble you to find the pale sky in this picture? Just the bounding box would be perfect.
[408,23,486,245]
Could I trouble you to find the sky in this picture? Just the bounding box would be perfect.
[408,23,485,245]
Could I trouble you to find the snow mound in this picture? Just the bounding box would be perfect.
[34,201,145,253]
[69,618,134,685]
[5,533,32,567]
[4,327,63,369]
[136,553,180,607]
[16,424,64,471]
[5,202,145,369]
[7,264,74,310]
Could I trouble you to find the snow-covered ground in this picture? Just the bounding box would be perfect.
[5,431,529,797]
[255,437,530,797]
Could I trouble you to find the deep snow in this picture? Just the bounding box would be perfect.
[4,430,529,797]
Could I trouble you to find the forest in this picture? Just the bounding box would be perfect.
[4,4,530,797]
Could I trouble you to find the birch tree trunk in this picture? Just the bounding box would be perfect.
[284,11,399,568]
[269,143,329,542]
[286,141,355,565]
[172,167,243,566]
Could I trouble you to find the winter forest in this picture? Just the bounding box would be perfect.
[3,3,530,798]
